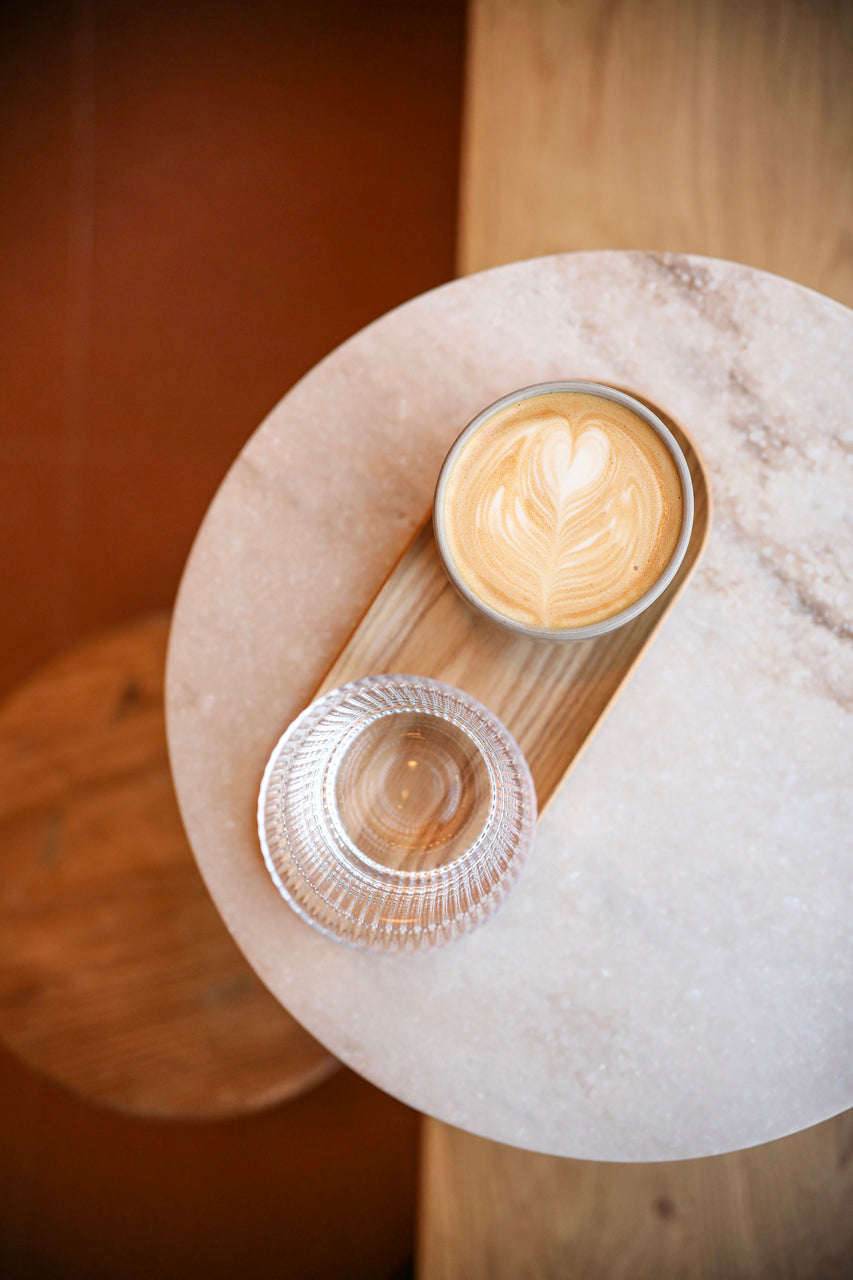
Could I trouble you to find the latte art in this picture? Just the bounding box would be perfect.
[439,391,685,631]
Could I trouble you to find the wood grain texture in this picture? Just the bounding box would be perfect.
[418,1113,853,1280]
[459,0,853,306]
[318,398,709,815]
[0,616,335,1118]
[418,0,853,1272]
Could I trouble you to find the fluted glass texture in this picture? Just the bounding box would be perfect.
[258,675,537,952]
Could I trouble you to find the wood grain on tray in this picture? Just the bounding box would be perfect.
[318,396,711,816]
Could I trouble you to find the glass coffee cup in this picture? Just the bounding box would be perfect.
[434,381,694,641]
[258,674,537,952]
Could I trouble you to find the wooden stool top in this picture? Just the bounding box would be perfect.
[0,615,335,1118]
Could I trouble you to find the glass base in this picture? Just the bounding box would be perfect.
[258,675,537,952]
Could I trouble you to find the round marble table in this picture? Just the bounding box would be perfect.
[166,252,853,1161]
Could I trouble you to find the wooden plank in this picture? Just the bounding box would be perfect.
[317,397,710,816]
[418,0,853,1274]
[459,0,853,307]
[418,1113,853,1280]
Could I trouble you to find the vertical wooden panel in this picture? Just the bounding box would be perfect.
[420,0,853,1275]
[419,1112,853,1279]
[458,0,853,306]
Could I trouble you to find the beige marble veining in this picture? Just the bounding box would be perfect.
[166,252,853,1160]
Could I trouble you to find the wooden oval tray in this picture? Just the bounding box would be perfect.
[315,393,711,816]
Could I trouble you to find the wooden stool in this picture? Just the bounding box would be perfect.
[0,615,335,1119]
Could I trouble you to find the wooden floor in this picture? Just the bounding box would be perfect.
[0,2,465,1276]
[419,1114,853,1280]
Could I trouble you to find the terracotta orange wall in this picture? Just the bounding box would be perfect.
[0,0,465,697]
[0,3,465,1277]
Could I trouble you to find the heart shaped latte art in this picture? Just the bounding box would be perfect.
[442,392,684,630]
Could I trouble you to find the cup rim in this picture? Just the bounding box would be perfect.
[433,380,695,641]
[321,696,501,880]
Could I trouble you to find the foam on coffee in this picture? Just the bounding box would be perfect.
[439,390,685,631]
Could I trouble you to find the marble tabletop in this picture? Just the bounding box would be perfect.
[166,252,853,1161]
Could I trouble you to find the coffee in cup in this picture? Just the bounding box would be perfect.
[434,382,694,640]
